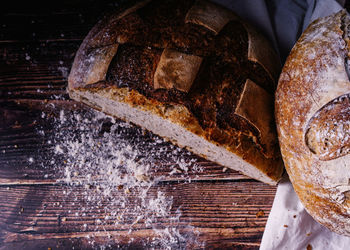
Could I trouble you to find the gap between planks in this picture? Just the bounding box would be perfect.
[3,228,262,245]
[0,176,253,186]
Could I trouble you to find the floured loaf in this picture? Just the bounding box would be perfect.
[276,10,350,235]
[68,0,283,185]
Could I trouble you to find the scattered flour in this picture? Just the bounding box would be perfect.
[39,108,203,248]
[57,66,69,78]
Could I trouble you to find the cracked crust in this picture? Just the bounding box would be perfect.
[68,0,283,185]
[276,10,350,235]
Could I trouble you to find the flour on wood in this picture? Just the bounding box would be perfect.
[37,108,203,248]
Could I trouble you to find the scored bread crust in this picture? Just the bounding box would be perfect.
[276,10,350,235]
[68,0,283,185]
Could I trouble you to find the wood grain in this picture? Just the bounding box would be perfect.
[0,100,251,184]
[0,182,275,249]
[1,0,117,43]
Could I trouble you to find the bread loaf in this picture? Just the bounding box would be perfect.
[276,10,350,235]
[68,0,283,185]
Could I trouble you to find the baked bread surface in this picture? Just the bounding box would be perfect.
[68,0,283,185]
[276,10,350,235]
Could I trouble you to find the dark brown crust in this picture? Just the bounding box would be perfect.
[68,0,282,184]
[101,0,277,156]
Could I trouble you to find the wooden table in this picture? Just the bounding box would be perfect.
[0,1,280,249]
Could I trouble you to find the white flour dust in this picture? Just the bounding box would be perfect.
[39,108,203,248]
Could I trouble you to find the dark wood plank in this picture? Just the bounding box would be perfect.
[0,182,275,249]
[0,100,250,184]
[0,0,125,43]
[0,41,78,103]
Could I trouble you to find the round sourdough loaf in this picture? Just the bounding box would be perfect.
[68,0,283,185]
[276,10,350,235]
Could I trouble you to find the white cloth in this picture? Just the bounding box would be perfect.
[212,0,349,249]
[260,175,350,250]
